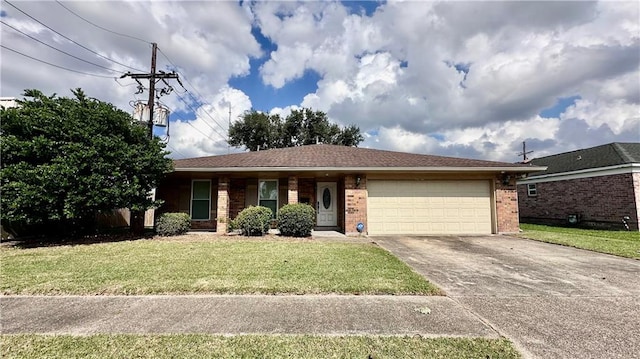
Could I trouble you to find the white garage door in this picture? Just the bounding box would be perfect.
[367,180,492,235]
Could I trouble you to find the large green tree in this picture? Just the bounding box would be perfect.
[228,108,364,151]
[0,89,172,237]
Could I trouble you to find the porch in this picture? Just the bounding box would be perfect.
[155,174,367,235]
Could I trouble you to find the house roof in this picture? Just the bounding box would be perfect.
[172,144,543,173]
[527,142,640,176]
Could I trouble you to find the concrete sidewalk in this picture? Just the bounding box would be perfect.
[0,295,498,338]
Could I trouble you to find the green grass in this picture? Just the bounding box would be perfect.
[0,334,520,359]
[518,224,640,259]
[0,238,440,295]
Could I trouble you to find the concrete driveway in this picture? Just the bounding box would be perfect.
[374,235,640,359]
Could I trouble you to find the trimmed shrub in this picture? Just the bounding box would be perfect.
[278,203,315,237]
[155,212,191,236]
[227,218,238,233]
[235,206,273,236]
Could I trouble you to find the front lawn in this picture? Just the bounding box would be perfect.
[0,237,441,295]
[0,334,520,359]
[518,224,640,259]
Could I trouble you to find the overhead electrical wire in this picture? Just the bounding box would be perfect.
[52,0,229,144]
[6,0,230,147]
[173,91,228,142]
[4,0,146,73]
[54,0,150,44]
[157,47,229,134]
[165,142,189,159]
[1,20,123,75]
[157,99,225,144]
[1,44,115,78]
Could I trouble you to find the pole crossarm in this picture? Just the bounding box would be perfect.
[123,72,179,80]
[120,43,180,139]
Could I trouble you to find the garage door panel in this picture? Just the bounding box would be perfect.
[367,180,492,235]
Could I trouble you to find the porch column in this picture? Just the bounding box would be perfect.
[495,176,519,233]
[288,176,299,204]
[344,174,367,236]
[216,177,230,234]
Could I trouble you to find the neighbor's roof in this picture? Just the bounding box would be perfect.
[172,144,543,173]
[527,142,640,176]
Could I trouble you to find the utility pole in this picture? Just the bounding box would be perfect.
[517,141,534,162]
[120,42,181,234]
[121,43,179,138]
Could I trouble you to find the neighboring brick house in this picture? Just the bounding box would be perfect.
[517,142,640,231]
[156,144,543,236]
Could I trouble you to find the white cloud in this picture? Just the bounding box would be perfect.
[166,86,252,159]
[2,0,638,163]
[1,1,260,111]
[249,0,638,161]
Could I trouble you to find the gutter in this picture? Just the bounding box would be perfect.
[173,166,547,173]
[517,163,639,184]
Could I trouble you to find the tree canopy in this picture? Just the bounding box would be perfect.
[228,108,364,151]
[0,89,172,237]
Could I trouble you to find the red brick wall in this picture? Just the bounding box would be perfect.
[156,178,187,214]
[517,173,639,230]
[157,177,216,231]
[495,177,520,233]
[229,179,246,219]
[344,175,367,236]
[298,179,315,207]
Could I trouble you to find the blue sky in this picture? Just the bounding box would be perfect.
[229,1,384,112]
[539,96,582,119]
[1,1,638,161]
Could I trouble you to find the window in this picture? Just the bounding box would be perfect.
[259,179,278,218]
[527,183,537,197]
[191,180,211,220]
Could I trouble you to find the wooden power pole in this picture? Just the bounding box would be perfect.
[121,43,179,138]
[518,141,534,162]
[120,43,181,234]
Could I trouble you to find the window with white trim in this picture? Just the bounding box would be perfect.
[527,183,537,197]
[258,179,278,218]
[191,180,211,220]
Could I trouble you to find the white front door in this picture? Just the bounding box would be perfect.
[316,182,337,226]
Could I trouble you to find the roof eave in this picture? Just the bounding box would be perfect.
[521,163,640,181]
[172,166,547,173]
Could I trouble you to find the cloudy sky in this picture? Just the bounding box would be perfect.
[1,0,638,162]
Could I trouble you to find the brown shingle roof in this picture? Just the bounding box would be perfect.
[173,144,538,171]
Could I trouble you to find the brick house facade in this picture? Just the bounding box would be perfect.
[517,143,640,231]
[156,144,542,235]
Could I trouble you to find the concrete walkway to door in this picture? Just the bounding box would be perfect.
[374,235,640,359]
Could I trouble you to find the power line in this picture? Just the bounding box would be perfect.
[1,20,123,75]
[157,47,229,134]
[183,119,226,144]
[174,91,228,141]
[165,142,188,159]
[4,0,146,73]
[1,44,115,78]
[55,0,150,44]
[156,99,226,145]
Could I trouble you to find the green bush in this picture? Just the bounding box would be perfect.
[278,203,316,237]
[235,206,273,236]
[155,212,191,236]
[227,218,238,233]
